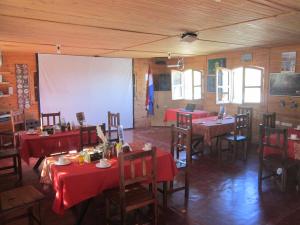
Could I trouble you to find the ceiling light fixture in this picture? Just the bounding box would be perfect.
[56,44,61,54]
[180,32,198,43]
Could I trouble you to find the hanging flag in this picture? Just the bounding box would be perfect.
[145,65,154,115]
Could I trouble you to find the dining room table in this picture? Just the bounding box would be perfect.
[19,128,98,168]
[40,144,178,223]
[192,116,235,147]
[164,108,209,122]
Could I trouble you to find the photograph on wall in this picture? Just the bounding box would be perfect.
[281,52,296,73]
[153,73,171,91]
[208,58,226,75]
[207,75,216,92]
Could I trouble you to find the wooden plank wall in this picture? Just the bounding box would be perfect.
[133,44,300,141]
[0,52,39,130]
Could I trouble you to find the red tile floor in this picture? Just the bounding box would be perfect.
[1,127,300,225]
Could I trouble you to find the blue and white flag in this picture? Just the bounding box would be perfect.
[145,66,154,115]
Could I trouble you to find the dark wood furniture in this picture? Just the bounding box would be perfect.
[160,125,191,208]
[0,185,44,225]
[262,112,276,128]
[41,112,61,128]
[0,132,22,181]
[219,114,250,162]
[237,106,253,142]
[107,111,120,142]
[10,110,26,146]
[176,112,204,158]
[105,148,157,225]
[76,112,85,126]
[258,124,296,192]
[79,125,99,151]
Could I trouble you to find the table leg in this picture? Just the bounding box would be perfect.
[71,198,92,225]
[163,181,168,210]
[33,157,45,170]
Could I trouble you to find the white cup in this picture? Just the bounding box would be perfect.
[100,159,108,167]
[58,156,65,164]
[144,143,152,151]
[291,134,298,140]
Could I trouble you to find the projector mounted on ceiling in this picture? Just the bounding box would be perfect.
[180,32,198,43]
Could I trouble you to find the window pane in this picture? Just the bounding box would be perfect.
[217,88,229,103]
[184,70,193,100]
[193,71,201,86]
[244,88,261,103]
[194,87,201,99]
[172,70,182,85]
[245,68,262,87]
[232,67,243,104]
[172,86,183,100]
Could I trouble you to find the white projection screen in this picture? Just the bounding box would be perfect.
[38,54,133,128]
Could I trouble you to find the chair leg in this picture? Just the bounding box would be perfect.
[163,181,168,210]
[105,199,110,225]
[281,169,287,192]
[258,162,263,192]
[13,156,17,174]
[28,207,34,225]
[153,201,158,225]
[17,155,22,181]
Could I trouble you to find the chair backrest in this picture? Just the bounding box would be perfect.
[262,112,276,128]
[258,124,287,159]
[41,112,61,128]
[118,148,157,206]
[10,110,26,133]
[79,125,99,151]
[76,112,85,126]
[233,113,250,138]
[170,125,192,165]
[0,132,16,150]
[237,107,253,140]
[176,112,192,130]
[107,111,120,141]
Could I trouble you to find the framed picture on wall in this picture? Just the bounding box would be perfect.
[281,52,296,73]
[208,58,226,75]
[207,75,216,92]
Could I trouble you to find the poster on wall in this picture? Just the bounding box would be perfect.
[281,52,296,73]
[207,75,216,92]
[208,58,226,75]
[15,64,30,109]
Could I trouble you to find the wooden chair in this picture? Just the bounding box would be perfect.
[105,148,157,225]
[159,125,191,208]
[237,106,253,142]
[79,125,100,151]
[176,112,204,158]
[10,110,26,133]
[107,111,120,142]
[0,132,22,181]
[0,185,44,225]
[40,112,61,128]
[262,112,276,128]
[258,124,297,192]
[219,114,250,162]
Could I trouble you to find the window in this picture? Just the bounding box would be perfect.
[171,69,202,100]
[216,66,263,104]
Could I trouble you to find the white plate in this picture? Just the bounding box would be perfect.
[288,137,300,141]
[142,147,152,151]
[295,128,300,131]
[96,162,111,168]
[26,131,37,135]
[54,159,71,166]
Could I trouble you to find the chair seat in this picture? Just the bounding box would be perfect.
[0,148,19,159]
[0,185,44,211]
[105,184,155,212]
[224,135,247,142]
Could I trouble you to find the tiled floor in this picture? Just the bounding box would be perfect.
[1,127,300,225]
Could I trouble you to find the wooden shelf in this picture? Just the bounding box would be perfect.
[0,82,10,85]
[0,94,11,98]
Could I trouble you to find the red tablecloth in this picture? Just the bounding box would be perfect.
[19,130,98,165]
[44,148,177,215]
[164,108,209,122]
[192,116,235,146]
[264,128,300,159]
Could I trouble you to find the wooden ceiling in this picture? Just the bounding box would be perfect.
[0,0,300,58]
